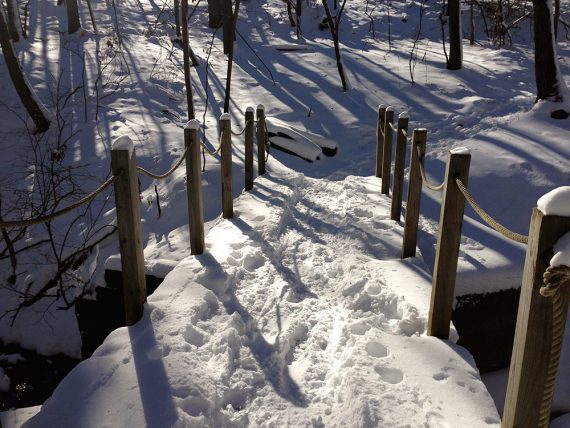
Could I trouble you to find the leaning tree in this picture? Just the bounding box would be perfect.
[0,4,50,131]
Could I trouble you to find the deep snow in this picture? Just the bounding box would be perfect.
[0,0,570,425]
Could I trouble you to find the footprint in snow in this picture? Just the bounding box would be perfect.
[365,341,388,358]
[375,366,404,384]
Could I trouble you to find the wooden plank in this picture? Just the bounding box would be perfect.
[502,209,570,427]
[256,105,266,176]
[185,120,205,255]
[390,114,409,221]
[244,107,254,191]
[401,129,426,259]
[220,114,233,219]
[111,136,146,326]
[427,148,471,338]
[375,105,386,178]
[381,108,394,195]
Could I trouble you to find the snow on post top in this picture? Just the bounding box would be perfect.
[450,147,470,155]
[537,186,570,216]
[185,119,200,130]
[386,106,394,112]
[257,104,265,111]
[112,135,134,152]
[246,107,255,113]
[399,111,409,120]
[551,232,570,267]
[378,104,386,110]
[220,113,231,121]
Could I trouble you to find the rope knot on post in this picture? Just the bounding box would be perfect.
[540,265,570,298]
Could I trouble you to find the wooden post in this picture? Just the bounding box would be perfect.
[220,113,233,219]
[111,136,146,326]
[244,107,254,191]
[256,104,266,176]
[381,108,395,195]
[185,120,205,255]
[375,105,386,178]
[390,112,409,221]
[427,147,471,338]
[401,129,426,259]
[502,208,570,427]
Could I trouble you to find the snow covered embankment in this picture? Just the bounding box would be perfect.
[25,171,500,427]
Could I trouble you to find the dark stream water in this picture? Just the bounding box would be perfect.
[0,342,80,411]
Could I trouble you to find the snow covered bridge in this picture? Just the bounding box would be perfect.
[22,168,502,427]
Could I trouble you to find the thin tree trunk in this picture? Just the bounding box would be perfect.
[223,0,240,112]
[322,0,350,91]
[66,0,81,34]
[0,6,50,131]
[181,0,195,119]
[222,0,232,54]
[469,0,474,45]
[6,0,21,41]
[85,0,97,33]
[174,0,181,37]
[553,0,560,39]
[533,0,564,102]
[447,0,461,69]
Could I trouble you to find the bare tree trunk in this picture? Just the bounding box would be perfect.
[533,0,565,104]
[85,0,97,33]
[447,0,461,69]
[322,0,350,91]
[553,0,560,39]
[469,0,474,45]
[0,5,50,132]
[174,0,181,37]
[222,0,232,54]
[207,0,224,28]
[66,0,81,34]
[223,0,240,112]
[5,0,21,41]
[181,0,195,119]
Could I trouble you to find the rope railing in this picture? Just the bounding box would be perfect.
[538,264,570,427]
[230,119,253,136]
[200,129,226,158]
[137,144,191,180]
[455,178,528,244]
[417,148,445,191]
[0,173,120,228]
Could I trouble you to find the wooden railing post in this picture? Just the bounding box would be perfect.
[111,136,146,326]
[381,107,395,195]
[401,129,426,259]
[220,113,233,219]
[244,107,254,190]
[390,112,409,221]
[427,147,471,338]
[185,119,205,255]
[502,207,570,427]
[375,104,386,178]
[256,104,266,176]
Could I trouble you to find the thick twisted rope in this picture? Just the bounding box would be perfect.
[0,173,120,228]
[200,129,226,158]
[455,179,528,244]
[417,148,445,191]
[230,119,253,136]
[538,264,570,427]
[137,144,190,179]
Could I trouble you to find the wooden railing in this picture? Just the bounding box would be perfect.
[375,104,570,427]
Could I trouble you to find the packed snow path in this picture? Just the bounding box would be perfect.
[26,170,500,427]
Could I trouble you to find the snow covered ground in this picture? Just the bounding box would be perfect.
[20,168,502,427]
[1,0,570,425]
